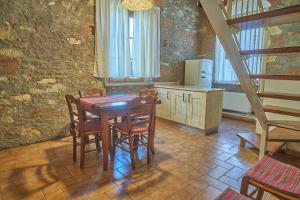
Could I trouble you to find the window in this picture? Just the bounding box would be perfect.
[94,0,160,78]
[214,0,270,83]
[215,28,264,82]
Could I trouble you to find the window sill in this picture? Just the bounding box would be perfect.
[214,81,241,85]
[104,82,154,87]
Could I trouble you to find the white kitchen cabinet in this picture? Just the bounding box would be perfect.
[155,85,224,134]
[186,91,206,129]
[170,90,187,124]
[156,88,171,120]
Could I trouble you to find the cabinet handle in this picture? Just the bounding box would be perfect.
[188,94,191,103]
[167,91,169,100]
[183,93,185,102]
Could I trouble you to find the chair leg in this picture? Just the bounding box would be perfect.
[133,135,139,152]
[128,135,135,170]
[151,130,155,154]
[112,129,117,159]
[72,133,77,162]
[109,130,114,162]
[80,134,86,169]
[240,176,250,197]
[147,133,152,164]
[95,133,101,153]
[256,188,264,200]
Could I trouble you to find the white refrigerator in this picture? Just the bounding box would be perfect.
[184,59,213,88]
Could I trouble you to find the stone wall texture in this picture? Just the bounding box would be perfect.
[158,0,215,83]
[266,0,300,75]
[0,0,103,149]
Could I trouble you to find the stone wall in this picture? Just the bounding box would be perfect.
[265,0,300,75]
[0,0,103,149]
[158,0,215,83]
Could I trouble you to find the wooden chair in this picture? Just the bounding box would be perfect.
[65,95,102,169]
[215,188,251,200]
[79,87,106,120]
[78,87,106,98]
[137,88,158,151]
[240,156,300,200]
[112,96,156,169]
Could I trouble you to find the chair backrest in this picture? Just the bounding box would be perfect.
[79,87,105,98]
[126,96,156,134]
[65,95,86,133]
[139,88,157,97]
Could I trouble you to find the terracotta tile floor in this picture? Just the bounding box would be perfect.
[0,118,299,200]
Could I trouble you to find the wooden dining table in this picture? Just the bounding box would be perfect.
[79,94,157,171]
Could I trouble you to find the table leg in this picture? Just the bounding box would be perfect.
[101,115,110,171]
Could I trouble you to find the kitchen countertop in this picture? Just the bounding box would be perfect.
[154,84,225,93]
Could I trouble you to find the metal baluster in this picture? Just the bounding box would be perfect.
[241,0,244,16]
[246,0,250,16]
[235,0,238,18]
[251,0,255,14]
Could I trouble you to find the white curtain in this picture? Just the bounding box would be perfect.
[94,0,110,77]
[94,0,131,78]
[132,7,160,78]
[109,0,131,77]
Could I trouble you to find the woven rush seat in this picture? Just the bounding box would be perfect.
[244,156,300,198]
[114,119,149,135]
[75,119,101,134]
[215,188,251,200]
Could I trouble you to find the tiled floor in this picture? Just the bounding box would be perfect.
[0,118,299,200]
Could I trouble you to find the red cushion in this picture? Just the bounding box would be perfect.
[75,119,101,133]
[115,120,149,134]
[246,156,300,197]
[215,188,250,200]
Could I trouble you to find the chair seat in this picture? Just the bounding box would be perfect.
[134,115,150,120]
[114,120,149,134]
[245,156,300,197]
[215,188,251,200]
[75,119,101,134]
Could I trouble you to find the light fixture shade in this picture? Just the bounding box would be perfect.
[122,0,154,11]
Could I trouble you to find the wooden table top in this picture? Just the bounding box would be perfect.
[80,94,139,111]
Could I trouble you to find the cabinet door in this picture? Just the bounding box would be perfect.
[170,90,187,124]
[156,88,171,120]
[186,91,206,129]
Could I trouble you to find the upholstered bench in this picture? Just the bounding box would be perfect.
[215,188,251,200]
[241,156,300,200]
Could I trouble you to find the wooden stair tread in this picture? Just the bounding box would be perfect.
[227,5,300,30]
[257,92,300,101]
[240,46,300,55]
[268,128,300,142]
[264,105,300,117]
[237,132,285,155]
[250,74,300,80]
[268,120,300,131]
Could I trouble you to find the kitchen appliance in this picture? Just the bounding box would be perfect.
[184,59,213,88]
